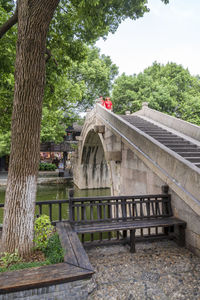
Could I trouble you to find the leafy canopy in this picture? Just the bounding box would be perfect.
[112,62,200,125]
[0,0,170,154]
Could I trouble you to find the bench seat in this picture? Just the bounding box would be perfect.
[73,217,186,234]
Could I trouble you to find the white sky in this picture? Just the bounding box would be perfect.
[95,0,200,76]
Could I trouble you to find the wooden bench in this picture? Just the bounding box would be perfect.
[68,186,187,252]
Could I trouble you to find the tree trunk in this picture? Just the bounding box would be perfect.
[2,0,59,257]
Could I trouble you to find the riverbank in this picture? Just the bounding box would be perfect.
[0,171,73,187]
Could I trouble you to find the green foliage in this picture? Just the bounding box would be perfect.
[0,233,64,272]
[0,250,21,268]
[70,143,78,150]
[39,162,57,171]
[53,0,149,47]
[43,233,64,264]
[0,0,15,12]
[70,47,119,111]
[0,0,169,148]
[0,261,49,273]
[0,3,16,134]
[41,46,119,142]
[112,62,200,125]
[0,131,10,156]
[34,215,54,250]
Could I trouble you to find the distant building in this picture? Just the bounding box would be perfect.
[0,123,82,172]
[40,123,82,169]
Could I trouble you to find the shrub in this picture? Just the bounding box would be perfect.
[34,215,54,250]
[0,250,21,268]
[43,233,64,264]
[39,162,57,171]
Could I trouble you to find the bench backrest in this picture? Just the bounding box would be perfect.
[69,192,172,224]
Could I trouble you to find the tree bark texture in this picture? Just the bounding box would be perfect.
[2,0,59,256]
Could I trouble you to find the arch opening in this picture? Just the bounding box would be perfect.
[80,130,110,189]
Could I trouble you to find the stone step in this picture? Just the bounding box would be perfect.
[177,152,200,157]
[150,133,174,139]
[185,157,200,163]
[173,148,200,152]
[168,144,198,149]
[163,142,191,145]
[122,114,200,168]
[156,138,184,142]
[138,127,164,130]
[144,131,170,134]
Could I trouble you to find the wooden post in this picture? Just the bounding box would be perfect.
[68,189,74,222]
[176,224,186,247]
[63,151,67,170]
[161,185,170,235]
[161,185,169,194]
[122,199,127,239]
[130,229,136,253]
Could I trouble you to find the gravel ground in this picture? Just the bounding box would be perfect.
[86,241,200,300]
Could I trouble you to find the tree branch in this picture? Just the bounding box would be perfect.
[0,9,58,67]
[45,48,58,66]
[0,7,18,39]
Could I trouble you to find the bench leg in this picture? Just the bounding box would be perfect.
[164,226,169,236]
[123,230,127,239]
[130,229,135,253]
[176,225,186,247]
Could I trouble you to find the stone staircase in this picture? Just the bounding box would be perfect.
[121,115,200,168]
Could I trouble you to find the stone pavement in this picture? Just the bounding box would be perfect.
[86,241,200,300]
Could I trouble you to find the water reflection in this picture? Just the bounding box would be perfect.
[0,183,110,223]
[0,183,110,203]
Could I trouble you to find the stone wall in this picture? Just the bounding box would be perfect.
[110,142,200,257]
[171,192,200,257]
[0,279,91,300]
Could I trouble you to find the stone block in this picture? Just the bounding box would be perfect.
[94,125,105,134]
[105,151,122,162]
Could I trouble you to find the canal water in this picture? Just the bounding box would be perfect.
[0,182,110,223]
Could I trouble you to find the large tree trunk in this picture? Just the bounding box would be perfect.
[2,0,59,257]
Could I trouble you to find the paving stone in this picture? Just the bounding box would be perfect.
[87,240,200,300]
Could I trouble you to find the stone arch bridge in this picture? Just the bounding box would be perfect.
[73,103,200,255]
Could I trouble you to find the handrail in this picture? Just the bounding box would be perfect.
[0,200,70,225]
[69,194,169,202]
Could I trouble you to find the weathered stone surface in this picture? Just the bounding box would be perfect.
[94,125,105,134]
[105,151,122,162]
[87,241,200,300]
[0,279,90,300]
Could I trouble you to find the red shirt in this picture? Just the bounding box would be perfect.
[100,99,105,106]
[104,100,112,110]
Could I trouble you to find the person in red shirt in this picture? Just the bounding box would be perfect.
[104,97,112,110]
[99,96,105,107]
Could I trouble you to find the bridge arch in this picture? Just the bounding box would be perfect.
[80,129,110,189]
[73,110,112,189]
